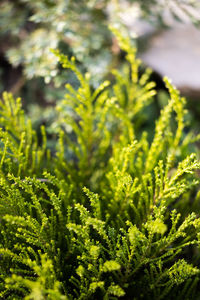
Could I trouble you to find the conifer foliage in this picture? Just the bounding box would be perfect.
[0,29,200,299]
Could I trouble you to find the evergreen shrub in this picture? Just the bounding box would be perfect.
[0,28,200,299]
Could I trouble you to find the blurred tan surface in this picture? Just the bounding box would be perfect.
[140,24,200,95]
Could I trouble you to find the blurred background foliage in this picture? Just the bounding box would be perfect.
[0,0,200,135]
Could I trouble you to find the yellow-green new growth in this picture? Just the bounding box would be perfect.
[0,29,200,300]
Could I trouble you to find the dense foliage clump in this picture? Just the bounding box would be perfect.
[0,29,200,299]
